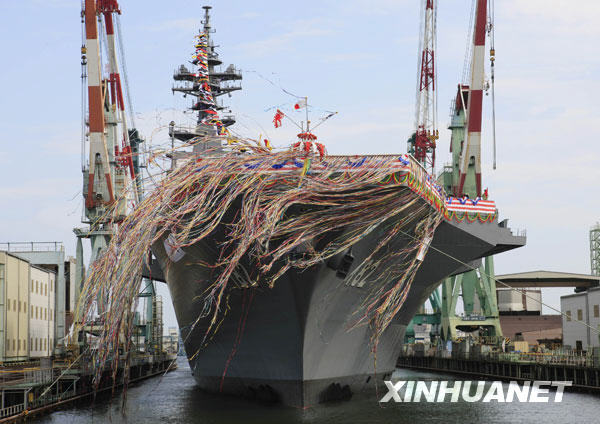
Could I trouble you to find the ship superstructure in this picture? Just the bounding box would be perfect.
[170,5,241,153]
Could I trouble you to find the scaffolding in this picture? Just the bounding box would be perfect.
[591,223,600,276]
[152,296,163,354]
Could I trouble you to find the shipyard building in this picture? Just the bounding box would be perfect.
[0,243,78,363]
[163,327,180,354]
[561,287,600,350]
[0,252,30,362]
[29,265,55,357]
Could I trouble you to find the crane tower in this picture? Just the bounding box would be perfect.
[457,0,488,197]
[408,0,439,173]
[75,0,142,312]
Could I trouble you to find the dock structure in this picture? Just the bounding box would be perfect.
[0,353,176,421]
[0,240,177,422]
[398,345,600,392]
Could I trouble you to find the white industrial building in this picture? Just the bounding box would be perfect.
[163,327,180,354]
[0,252,30,362]
[561,287,600,350]
[12,243,67,351]
[497,288,542,314]
[29,265,56,358]
[0,245,64,362]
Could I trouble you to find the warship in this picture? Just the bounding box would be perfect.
[151,5,525,407]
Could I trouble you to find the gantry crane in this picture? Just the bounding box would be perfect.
[438,0,502,342]
[409,0,502,343]
[407,0,439,174]
[74,0,148,319]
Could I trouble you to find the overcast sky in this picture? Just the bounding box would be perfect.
[0,0,599,328]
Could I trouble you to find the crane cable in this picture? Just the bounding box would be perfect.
[80,4,87,174]
[116,14,136,130]
[461,0,476,84]
[398,227,600,337]
[489,0,497,170]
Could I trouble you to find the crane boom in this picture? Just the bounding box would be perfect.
[457,0,487,197]
[84,0,115,209]
[410,0,438,173]
[99,0,140,203]
[77,0,145,317]
[82,0,139,221]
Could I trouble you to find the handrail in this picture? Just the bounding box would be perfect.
[0,242,64,252]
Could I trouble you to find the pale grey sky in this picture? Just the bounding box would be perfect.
[0,0,599,329]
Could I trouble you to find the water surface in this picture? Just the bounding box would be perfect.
[38,357,600,423]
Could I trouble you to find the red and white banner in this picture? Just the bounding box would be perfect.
[445,197,496,214]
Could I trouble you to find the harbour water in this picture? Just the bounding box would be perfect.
[37,357,599,423]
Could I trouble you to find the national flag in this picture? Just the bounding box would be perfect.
[294,98,307,110]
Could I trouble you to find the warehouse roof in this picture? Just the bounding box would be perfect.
[495,271,600,288]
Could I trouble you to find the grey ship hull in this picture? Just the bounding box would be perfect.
[152,196,524,407]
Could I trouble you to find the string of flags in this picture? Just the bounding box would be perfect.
[193,33,229,136]
[270,101,335,158]
[273,109,284,128]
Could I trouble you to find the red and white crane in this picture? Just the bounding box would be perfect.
[457,0,487,197]
[99,0,138,200]
[82,0,138,217]
[78,0,142,277]
[77,0,146,316]
[412,0,438,173]
[83,0,115,210]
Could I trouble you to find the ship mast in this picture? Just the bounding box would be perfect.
[409,0,438,173]
[171,5,242,151]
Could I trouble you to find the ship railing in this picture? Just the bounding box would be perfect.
[170,125,200,135]
[0,367,54,386]
[174,65,191,74]
[0,404,24,418]
[448,116,464,128]
[448,98,456,122]
[217,64,242,77]
[0,242,64,252]
[220,82,242,91]
[436,163,453,180]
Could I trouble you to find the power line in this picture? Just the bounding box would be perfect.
[399,227,600,336]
